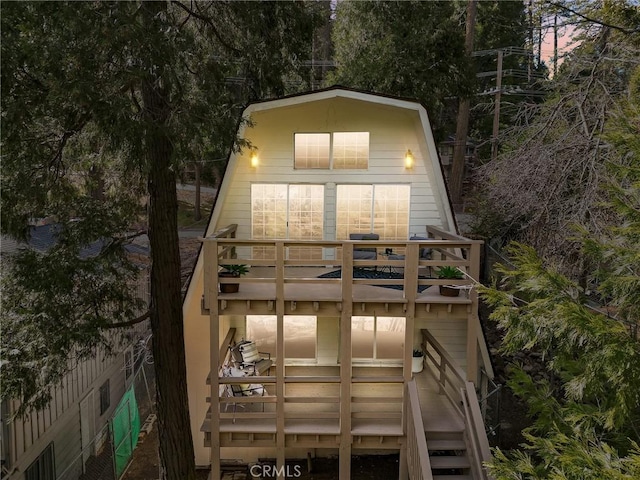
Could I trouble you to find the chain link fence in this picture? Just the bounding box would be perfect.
[56,360,155,480]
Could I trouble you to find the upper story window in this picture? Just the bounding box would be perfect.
[294,133,330,169]
[333,132,369,169]
[294,132,369,170]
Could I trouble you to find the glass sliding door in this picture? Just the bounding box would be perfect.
[252,184,324,259]
[336,184,410,240]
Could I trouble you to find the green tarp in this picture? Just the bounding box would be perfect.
[112,386,140,478]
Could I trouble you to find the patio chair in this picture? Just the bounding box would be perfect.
[349,233,379,260]
[222,366,266,423]
[388,235,433,275]
[230,340,273,375]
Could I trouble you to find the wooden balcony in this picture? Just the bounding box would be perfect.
[200,327,494,479]
[201,225,482,319]
[200,227,487,478]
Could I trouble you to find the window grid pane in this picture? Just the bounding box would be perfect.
[246,315,317,359]
[294,133,330,169]
[252,184,288,259]
[372,185,410,240]
[333,132,369,169]
[336,185,373,240]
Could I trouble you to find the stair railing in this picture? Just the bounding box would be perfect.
[461,382,494,480]
[406,379,433,480]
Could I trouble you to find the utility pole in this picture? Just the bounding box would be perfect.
[449,0,477,210]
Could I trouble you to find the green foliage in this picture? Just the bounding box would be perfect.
[436,266,464,279]
[0,0,316,424]
[220,264,249,277]
[328,0,473,139]
[480,154,640,476]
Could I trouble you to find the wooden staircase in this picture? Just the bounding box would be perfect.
[427,430,472,480]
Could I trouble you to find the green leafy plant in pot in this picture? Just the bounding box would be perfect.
[219,264,249,293]
[436,266,464,297]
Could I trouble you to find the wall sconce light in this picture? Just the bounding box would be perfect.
[250,152,259,168]
[404,149,414,169]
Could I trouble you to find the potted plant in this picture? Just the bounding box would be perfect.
[219,264,249,293]
[412,349,424,373]
[436,266,464,297]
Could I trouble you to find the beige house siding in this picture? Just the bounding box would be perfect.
[214,97,451,241]
[184,272,212,463]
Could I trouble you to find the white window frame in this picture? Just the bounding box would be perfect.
[294,132,370,170]
[336,184,410,240]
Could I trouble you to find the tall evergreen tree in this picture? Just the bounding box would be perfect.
[1,2,317,477]
[328,0,473,140]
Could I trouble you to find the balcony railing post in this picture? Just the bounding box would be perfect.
[339,242,354,479]
[275,241,286,471]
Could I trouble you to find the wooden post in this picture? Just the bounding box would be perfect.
[205,240,221,478]
[275,241,286,477]
[339,243,353,480]
[400,242,419,480]
[466,242,482,383]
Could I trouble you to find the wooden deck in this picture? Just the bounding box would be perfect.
[203,266,472,318]
[202,369,464,447]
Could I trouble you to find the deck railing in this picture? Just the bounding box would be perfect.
[201,225,482,312]
[406,379,433,480]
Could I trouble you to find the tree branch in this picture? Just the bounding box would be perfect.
[171,0,241,54]
[547,1,640,34]
[100,310,150,329]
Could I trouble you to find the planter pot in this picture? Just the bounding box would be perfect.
[439,285,460,297]
[412,355,424,373]
[219,272,240,293]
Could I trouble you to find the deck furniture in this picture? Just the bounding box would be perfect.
[349,233,379,260]
[221,366,266,423]
[230,340,273,375]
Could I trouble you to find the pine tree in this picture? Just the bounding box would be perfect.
[480,60,640,480]
[1,2,317,477]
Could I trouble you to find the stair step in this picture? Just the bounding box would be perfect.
[429,455,471,469]
[428,439,467,451]
[432,475,472,480]
[425,430,465,441]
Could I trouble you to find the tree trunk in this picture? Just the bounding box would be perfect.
[194,162,202,222]
[141,3,196,479]
[449,0,477,208]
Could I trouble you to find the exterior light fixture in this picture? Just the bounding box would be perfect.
[250,152,259,168]
[404,149,414,169]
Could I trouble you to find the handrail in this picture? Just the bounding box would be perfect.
[201,235,481,311]
[461,382,494,480]
[406,380,433,480]
[426,225,483,243]
[205,223,238,239]
[420,329,466,415]
[422,328,495,479]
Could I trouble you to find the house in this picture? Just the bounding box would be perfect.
[1,224,150,480]
[183,87,494,479]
